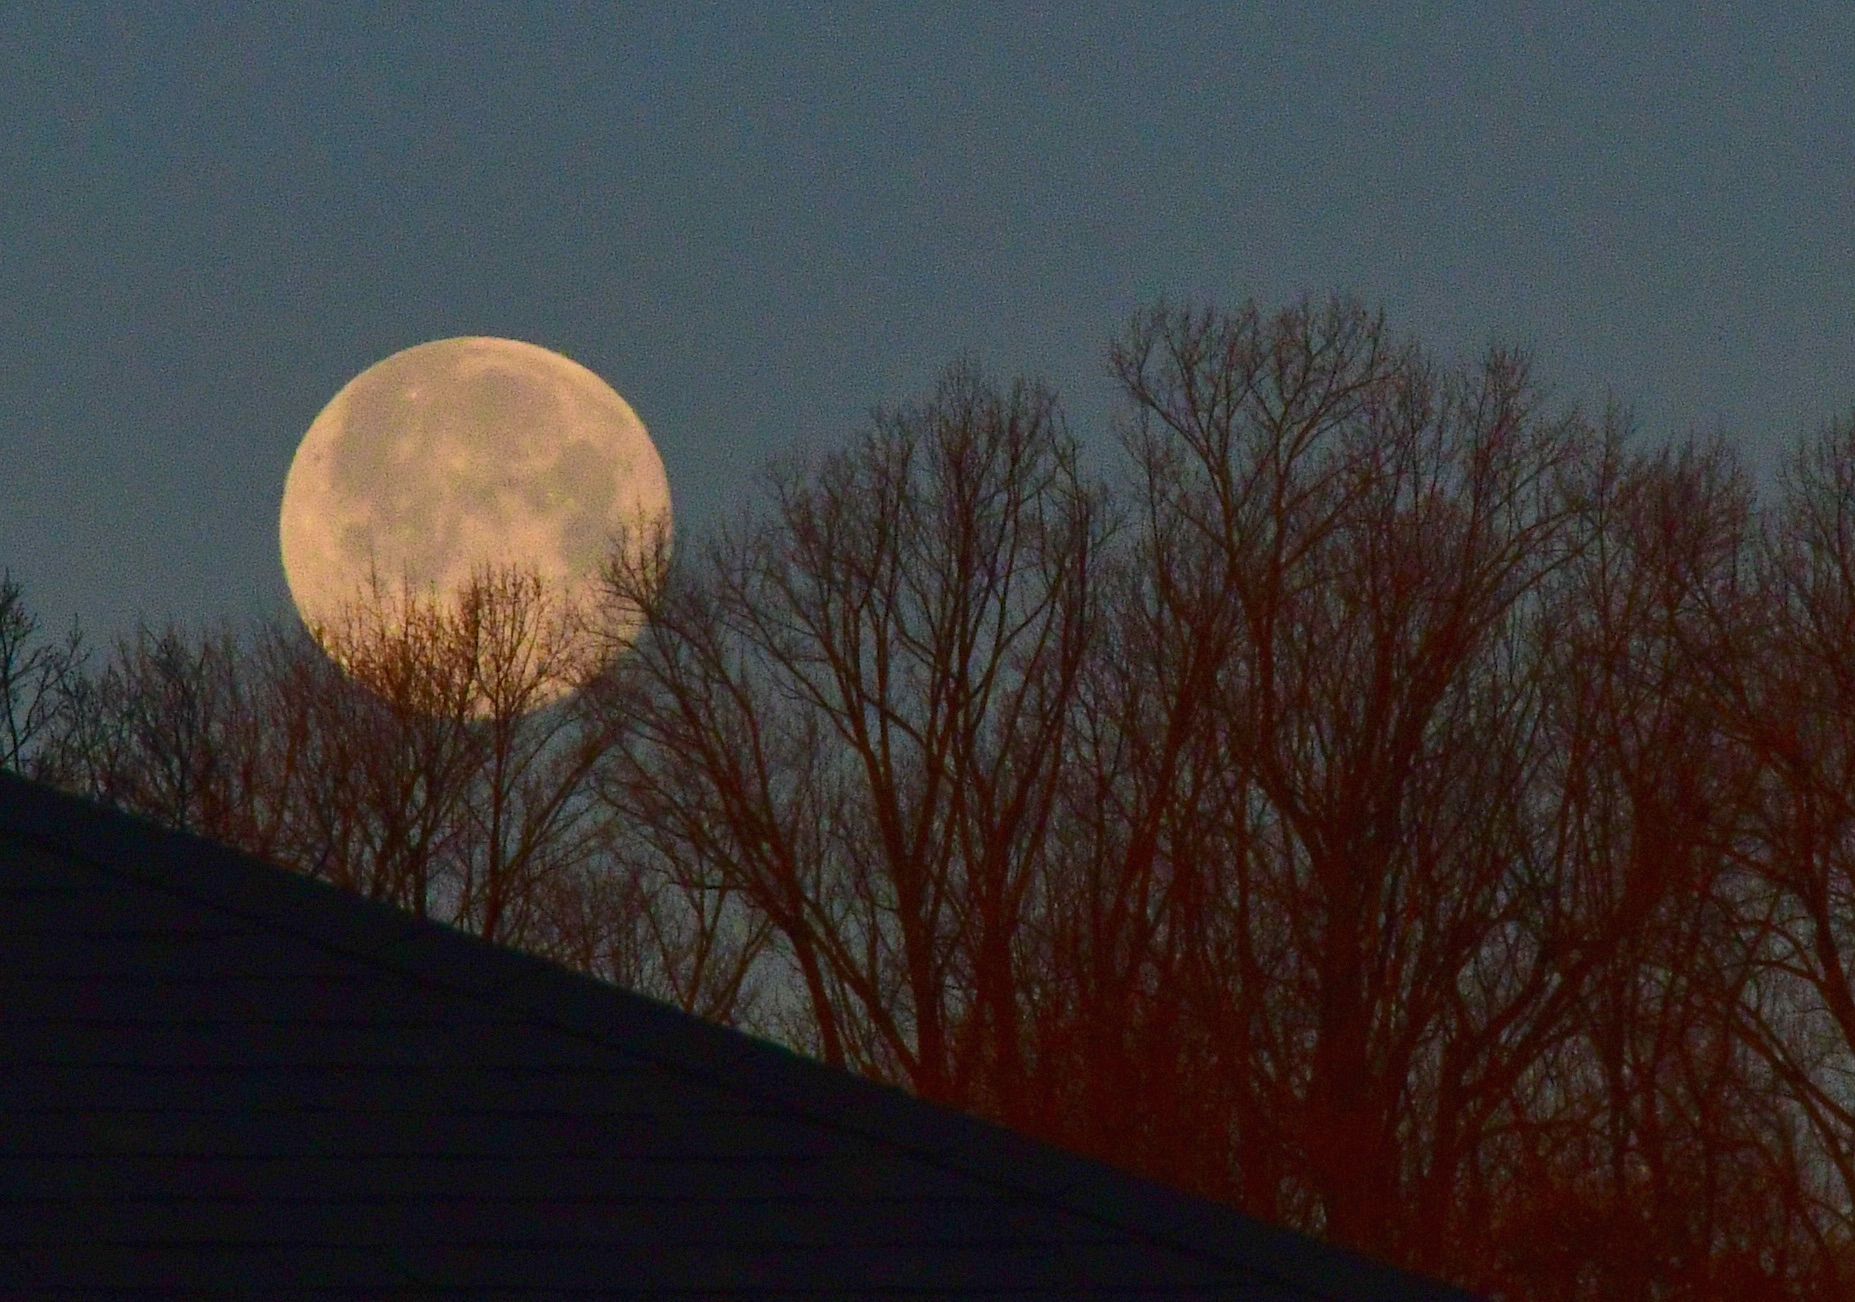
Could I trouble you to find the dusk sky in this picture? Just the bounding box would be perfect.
[5,4,1851,645]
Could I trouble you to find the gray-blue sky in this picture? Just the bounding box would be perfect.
[4,3,1851,644]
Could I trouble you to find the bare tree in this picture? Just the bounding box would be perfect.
[594,362,1109,1113]
[586,309,1841,1293]
[1094,299,1599,1264]
[276,563,624,960]
[403,566,611,948]
[37,621,244,835]
[25,564,691,992]
[1709,415,1855,1272]
[1089,301,1828,1296]
[0,570,86,776]
[1481,435,1820,1298]
[276,568,490,914]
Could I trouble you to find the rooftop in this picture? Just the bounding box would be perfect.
[0,770,1474,1298]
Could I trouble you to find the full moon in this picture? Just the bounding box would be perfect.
[279,337,670,714]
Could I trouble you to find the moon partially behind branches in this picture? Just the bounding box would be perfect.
[279,337,670,712]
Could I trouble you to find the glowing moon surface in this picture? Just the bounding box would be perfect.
[279,337,670,711]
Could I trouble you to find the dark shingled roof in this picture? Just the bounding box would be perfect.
[0,771,1477,1299]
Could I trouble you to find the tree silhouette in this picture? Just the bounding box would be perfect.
[0,569,86,777]
[1102,300,1593,1263]
[593,363,1108,1105]
[1714,417,1855,1265]
[15,299,1855,1296]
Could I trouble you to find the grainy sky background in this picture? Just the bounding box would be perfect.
[4,3,1851,646]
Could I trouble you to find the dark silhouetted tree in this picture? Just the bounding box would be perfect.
[592,363,1108,1112]
[0,570,86,777]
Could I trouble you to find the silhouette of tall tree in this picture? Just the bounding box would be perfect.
[1711,416,1855,1270]
[1483,436,1819,1298]
[0,571,85,778]
[593,363,1108,1116]
[1094,299,1599,1263]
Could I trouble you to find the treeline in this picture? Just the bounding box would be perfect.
[7,298,1855,1298]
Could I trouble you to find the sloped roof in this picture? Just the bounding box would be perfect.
[0,771,1475,1299]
